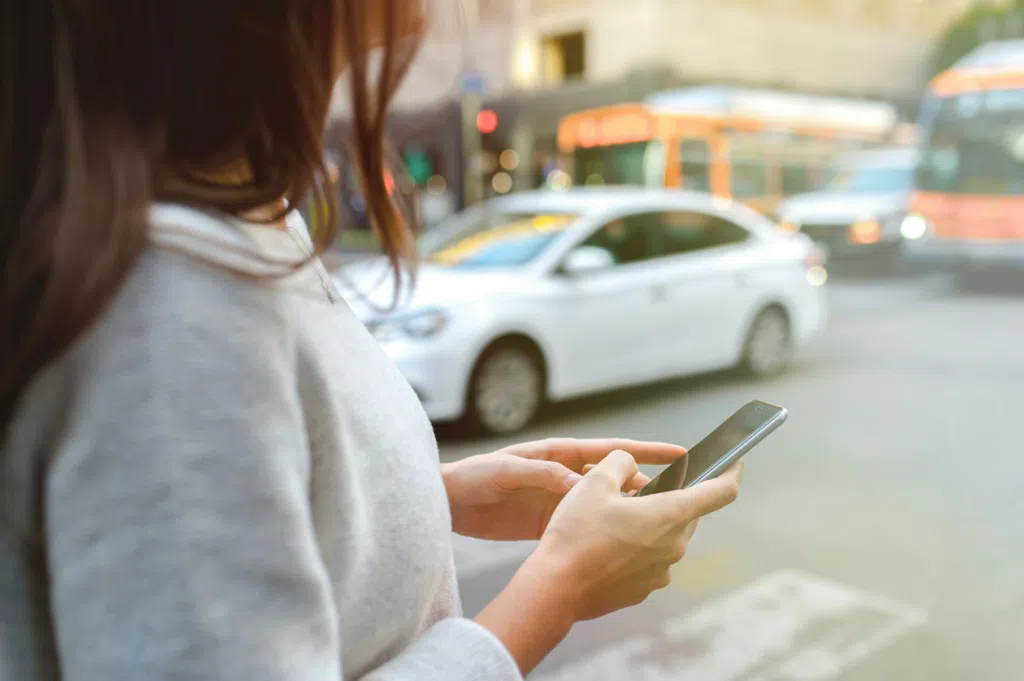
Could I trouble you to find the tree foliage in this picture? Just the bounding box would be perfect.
[931,1,1024,79]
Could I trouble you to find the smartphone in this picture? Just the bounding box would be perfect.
[638,401,787,496]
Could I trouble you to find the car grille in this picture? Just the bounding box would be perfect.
[800,223,850,249]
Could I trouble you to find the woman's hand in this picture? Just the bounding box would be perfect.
[442,439,687,541]
[474,450,743,674]
[528,449,743,621]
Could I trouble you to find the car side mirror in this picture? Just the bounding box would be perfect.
[561,245,615,277]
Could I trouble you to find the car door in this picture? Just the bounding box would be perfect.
[645,209,759,376]
[550,213,667,396]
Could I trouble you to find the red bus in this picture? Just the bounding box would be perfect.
[902,41,1024,275]
[557,87,898,216]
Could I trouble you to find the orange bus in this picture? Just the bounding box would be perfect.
[556,86,899,215]
[902,41,1024,274]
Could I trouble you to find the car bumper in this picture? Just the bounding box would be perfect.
[793,285,828,347]
[903,238,1024,268]
[379,338,471,422]
[801,230,900,257]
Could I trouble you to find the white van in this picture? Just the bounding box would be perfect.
[777,148,918,260]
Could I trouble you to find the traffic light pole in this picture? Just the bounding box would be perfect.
[461,94,484,207]
[510,0,534,193]
[460,0,484,207]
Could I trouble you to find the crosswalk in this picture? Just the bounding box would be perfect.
[450,535,927,681]
[530,570,926,681]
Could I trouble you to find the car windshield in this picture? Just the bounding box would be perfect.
[421,210,578,268]
[825,166,914,193]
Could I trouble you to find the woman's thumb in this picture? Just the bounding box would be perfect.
[584,450,639,492]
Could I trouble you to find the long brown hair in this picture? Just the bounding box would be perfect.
[0,1,423,443]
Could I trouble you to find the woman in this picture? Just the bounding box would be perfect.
[0,2,743,680]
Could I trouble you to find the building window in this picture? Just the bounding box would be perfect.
[542,30,587,84]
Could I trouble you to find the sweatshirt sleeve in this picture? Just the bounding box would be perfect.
[362,619,522,681]
[40,251,522,681]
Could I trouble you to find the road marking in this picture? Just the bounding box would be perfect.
[669,547,745,596]
[533,570,927,681]
[451,534,536,580]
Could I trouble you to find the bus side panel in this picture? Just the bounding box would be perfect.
[664,137,681,189]
[711,135,731,199]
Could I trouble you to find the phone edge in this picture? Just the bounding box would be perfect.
[684,407,789,489]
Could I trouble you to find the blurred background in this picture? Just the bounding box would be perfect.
[326,1,1024,679]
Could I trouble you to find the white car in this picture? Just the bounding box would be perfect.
[777,147,918,261]
[335,188,827,435]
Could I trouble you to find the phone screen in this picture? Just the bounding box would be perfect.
[639,401,786,496]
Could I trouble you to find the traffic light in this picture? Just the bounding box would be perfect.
[476,109,499,135]
[404,145,433,186]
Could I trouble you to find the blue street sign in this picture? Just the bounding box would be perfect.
[459,71,489,95]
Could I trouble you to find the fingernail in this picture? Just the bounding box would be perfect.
[566,473,584,488]
[627,489,639,497]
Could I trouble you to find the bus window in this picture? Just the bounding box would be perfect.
[781,164,811,195]
[679,139,711,192]
[572,142,650,186]
[919,88,1024,195]
[731,155,767,199]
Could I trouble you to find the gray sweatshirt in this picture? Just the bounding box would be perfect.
[0,205,523,681]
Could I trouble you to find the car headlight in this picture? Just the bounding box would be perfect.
[900,213,931,240]
[402,310,449,337]
[849,215,881,244]
[367,309,450,342]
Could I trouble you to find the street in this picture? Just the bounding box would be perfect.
[441,270,1024,681]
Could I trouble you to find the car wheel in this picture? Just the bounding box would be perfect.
[741,307,792,378]
[467,340,545,435]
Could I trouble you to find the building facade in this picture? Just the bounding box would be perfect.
[514,0,991,101]
[332,0,995,210]
[379,0,996,111]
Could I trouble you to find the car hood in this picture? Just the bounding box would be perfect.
[779,191,909,224]
[334,258,525,320]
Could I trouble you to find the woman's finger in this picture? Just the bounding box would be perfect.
[643,461,743,526]
[625,472,652,492]
[507,438,686,470]
[496,458,582,494]
[583,464,651,492]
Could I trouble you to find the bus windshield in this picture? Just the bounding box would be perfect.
[918,88,1024,195]
[826,166,914,193]
[572,142,650,186]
